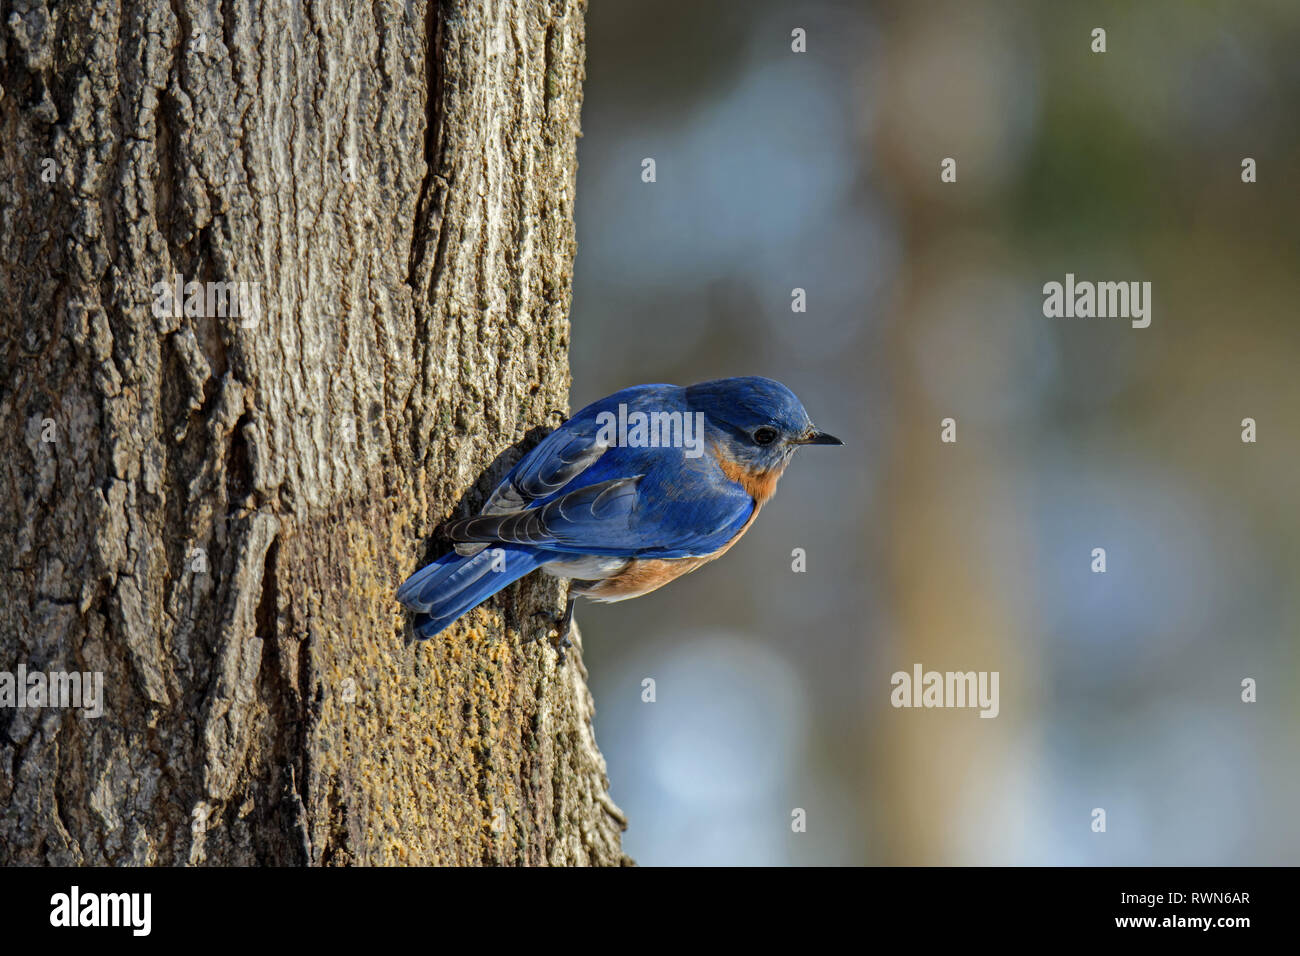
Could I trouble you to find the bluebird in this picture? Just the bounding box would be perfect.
[396,376,842,659]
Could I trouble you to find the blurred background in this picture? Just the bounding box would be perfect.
[568,0,1300,864]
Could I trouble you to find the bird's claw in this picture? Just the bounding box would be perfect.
[532,595,576,665]
[552,629,573,666]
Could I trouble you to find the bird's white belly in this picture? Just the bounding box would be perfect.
[541,555,629,583]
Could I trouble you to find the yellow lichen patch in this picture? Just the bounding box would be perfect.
[254,459,624,865]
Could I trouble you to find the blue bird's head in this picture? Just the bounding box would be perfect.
[685,376,843,476]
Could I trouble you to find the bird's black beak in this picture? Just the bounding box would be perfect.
[797,430,844,446]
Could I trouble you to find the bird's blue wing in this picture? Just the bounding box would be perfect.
[445,457,753,558]
[449,383,754,558]
[478,384,672,514]
[480,422,610,515]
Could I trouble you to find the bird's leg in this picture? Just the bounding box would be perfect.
[531,593,577,665]
[550,594,576,664]
[554,594,576,650]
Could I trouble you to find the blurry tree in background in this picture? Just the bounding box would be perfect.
[573,0,1299,865]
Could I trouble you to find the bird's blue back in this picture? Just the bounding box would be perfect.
[485,383,755,558]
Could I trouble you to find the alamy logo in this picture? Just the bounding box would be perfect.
[0,666,104,718]
[594,404,707,459]
[0,665,102,717]
[151,273,262,326]
[890,664,1000,718]
[50,886,151,936]
[1042,273,1151,328]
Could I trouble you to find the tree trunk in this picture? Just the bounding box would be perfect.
[0,0,628,865]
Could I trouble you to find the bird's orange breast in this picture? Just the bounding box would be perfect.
[573,553,719,601]
[716,456,783,506]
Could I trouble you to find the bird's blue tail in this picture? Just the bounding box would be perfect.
[396,545,548,640]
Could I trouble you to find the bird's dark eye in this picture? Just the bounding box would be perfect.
[753,427,779,446]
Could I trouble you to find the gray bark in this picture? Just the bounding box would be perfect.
[0,0,628,865]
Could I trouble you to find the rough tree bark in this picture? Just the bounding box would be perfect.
[0,0,629,865]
